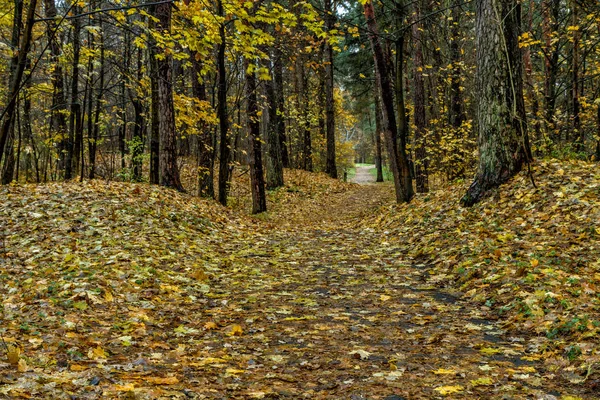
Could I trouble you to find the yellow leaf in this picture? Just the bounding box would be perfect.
[113,383,135,391]
[204,321,218,330]
[70,364,88,371]
[470,377,493,386]
[228,324,243,336]
[225,368,245,374]
[90,345,107,359]
[432,368,456,375]
[104,291,114,302]
[380,294,391,302]
[434,385,464,395]
[7,344,20,365]
[17,358,27,372]
[479,347,501,355]
[194,357,227,366]
[530,259,539,267]
[145,376,179,385]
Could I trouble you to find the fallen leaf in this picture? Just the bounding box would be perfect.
[434,385,464,395]
[144,376,179,385]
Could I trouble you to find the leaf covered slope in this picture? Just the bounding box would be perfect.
[0,161,599,399]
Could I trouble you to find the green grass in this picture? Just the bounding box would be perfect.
[368,165,393,181]
[345,168,356,180]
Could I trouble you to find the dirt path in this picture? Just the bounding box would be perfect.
[1,182,592,399]
[179,185,590,399]
[351,165,377,184]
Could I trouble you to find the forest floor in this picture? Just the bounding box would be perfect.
[1,161,599,399]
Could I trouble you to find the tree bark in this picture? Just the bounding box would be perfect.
[245,58,267,214]
[149,10,160,184]
[461,0,531,206]
[191,53,215,197]
[374,84,384,182]
[274,46,289,168]
[89,40,104,179]
[265,53,284,189]
[542,0,560,137]
[217,0,231,205]
[67,3,82,180]
[363,0,413,203]
[154,2,183,191]
[324,0,337,179]
[0,0,37,173]
[412,0,429,193]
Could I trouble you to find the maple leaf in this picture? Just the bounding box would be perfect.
[434,385,464,395]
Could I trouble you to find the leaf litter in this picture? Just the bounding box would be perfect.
[0,161,598,399]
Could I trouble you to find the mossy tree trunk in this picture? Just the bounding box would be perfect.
[461,0,531,207]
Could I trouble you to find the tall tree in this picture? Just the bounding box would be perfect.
[0,0,37,172]
[265,51,284,189]
[154,1,183,190]
[217,0,231,205]
[363,0,413,203]
[245,58,267,213]
[324,0,337,179]
[412,0,428,193]
[461,0,531,206]
[191,53,215,198]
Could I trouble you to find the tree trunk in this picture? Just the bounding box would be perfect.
[265,53,284,189]
[129,47,145,181]
[274,47,289,168]
[374,84,384,182]
[89,41,104,179]
[0,0,37,172]
[217,0,231,205]
[67,3,82,180]
[1,0,23,184]
[412,0,429,193]
[191,53,215,197]
[461,0,531,206]
[246,58,267,213]
[363,0,413,203]
[296,54,312,171]
[155,2,183,191]
[571,2,582,151]
[149,9,160,184]
[542,0,560,137]
[324,0,337,179]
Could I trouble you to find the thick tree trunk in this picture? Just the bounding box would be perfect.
[324,0,337,179]
[217,0,231,205]
[364,0,413,203]
[246,59,267,214]
[265,54,284,189]
[461,0,531,206]
[154,2,183,191]
[191,53,215,198]
[412,0,428,193]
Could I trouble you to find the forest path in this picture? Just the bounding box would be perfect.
[351,165,377,184]
[1,181,590,399]
[187,184,583,399]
